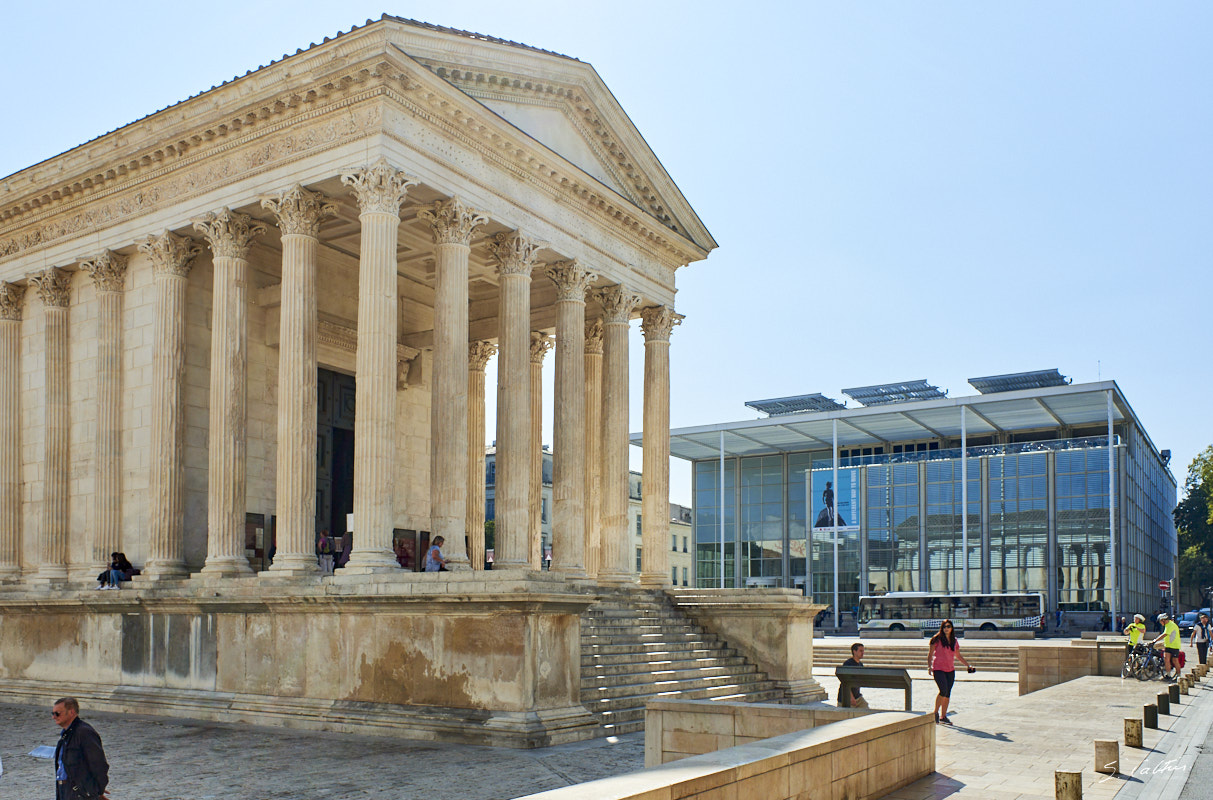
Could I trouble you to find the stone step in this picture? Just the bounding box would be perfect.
[581,655,750,675]
[581,640,730,656]
[583,672,773,702]
[582,620,711,635]
[582,663,762,688]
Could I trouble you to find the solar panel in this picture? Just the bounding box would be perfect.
[968,369,1070,394]
[841,379,946,406]
[745,393,846,416]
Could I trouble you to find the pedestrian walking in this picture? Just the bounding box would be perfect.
[52,697,109,800]
[927,620,975,725]
[1191,613,1210,666]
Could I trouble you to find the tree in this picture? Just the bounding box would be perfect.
[484,519,495,552]
[1175,446,1213,606]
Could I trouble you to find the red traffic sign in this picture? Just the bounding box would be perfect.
[1159,580,1171,591]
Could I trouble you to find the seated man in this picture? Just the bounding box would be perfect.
[837,642,869,708]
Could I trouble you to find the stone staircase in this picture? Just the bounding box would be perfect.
[813,642,1021,672]
[580,588,787,735]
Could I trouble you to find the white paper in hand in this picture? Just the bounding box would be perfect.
[30,745,57,759]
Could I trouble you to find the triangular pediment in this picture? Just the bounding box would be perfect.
[384,18,715,255]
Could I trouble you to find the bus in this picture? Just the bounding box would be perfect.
[858,592,1045,633]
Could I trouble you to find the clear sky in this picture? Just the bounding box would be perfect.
[3,2,1209,505]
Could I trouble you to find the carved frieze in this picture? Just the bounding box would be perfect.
[583,319,604,355]
[316,319,421,390]
[193,209,267,260]
[419,197,488,246]
[529,332,553,364]
[341,157,418,216]
[80,250,129,293]
[596,285,640,324]
[639,305,684,342]
[0,282,26,321]
[139,231,202,278]
[545,259,598,302]
[488,231,544,277]
[30,268,71,308]
[261,185,337,237]
[468,340,497,370]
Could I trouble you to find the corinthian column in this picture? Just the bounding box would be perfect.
[420,198,487,571]
[639,306,683,587]
[529,332,553,568]
[467,341,496,570]
[139,232,200,579]
[341,158,418,573]
[80,251,128,576]
[596,285,640,584]
[488,231,542,570]
[262,185,336,576]
[583,319,604,580]
[30,268,72,583]
[194,209,265,577]
[545,261,597,576]
[0,283,26,581]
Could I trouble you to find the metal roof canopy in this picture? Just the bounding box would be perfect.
[744,393,846,416]
[635,381,1155,464]
[842,379,947,406]
[969,369,1070,394]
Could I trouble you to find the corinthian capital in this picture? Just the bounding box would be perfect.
[529,332,554,364]
[544,260,598,302]
[420,197,488,246]
[596,285,640,324]
[584,319,604,354]
[639,305,684,342]
[193,209,267,260]
[139,231,202,278]
[261,184,337,237]
[341,157,419,215]
[30,268,71,308]
[80,250,129,293]
[468,340,497,370]
[488,230,544,277]
[0,282,26,321]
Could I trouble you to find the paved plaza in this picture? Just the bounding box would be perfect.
[3,643,1210,799]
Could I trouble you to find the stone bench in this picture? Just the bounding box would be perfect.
[516,700,934,800]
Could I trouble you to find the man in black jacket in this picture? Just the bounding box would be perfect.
[52,697,109,800]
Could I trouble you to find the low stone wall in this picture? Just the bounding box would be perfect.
[644,699,868,766]
[0,571,598,747]
[860,630,926,639]
[665,588,828,702]
[517,706,934,800]
[1018,640,1124,695]
[967,630,1035,639]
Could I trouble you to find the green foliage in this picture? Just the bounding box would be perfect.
[1175,446,1213,603]
[484,519,495,552]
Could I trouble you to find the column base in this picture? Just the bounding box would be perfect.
[443,558,472,572]
[0,566,22,583]
[266,555,320,577]
[28,565,69,585]
[596,570,637,585]
[639,572,668,588]
[341,550,401,574]
[197,557,255,578]
[492,559,536,571]
[553,566,587,578]
[139,561,191,581]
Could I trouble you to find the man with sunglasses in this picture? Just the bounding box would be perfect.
[52,697,109,800]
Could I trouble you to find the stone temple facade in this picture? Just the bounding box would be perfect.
[0,17,821,746]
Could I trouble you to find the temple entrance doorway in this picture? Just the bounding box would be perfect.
[318,368,356,564]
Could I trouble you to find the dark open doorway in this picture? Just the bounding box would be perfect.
[318,368,356,558]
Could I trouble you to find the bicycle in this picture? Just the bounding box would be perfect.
[1136,646,1167,681]
[1121,643,1151,679]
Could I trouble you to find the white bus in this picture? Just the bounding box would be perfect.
[858,592,1045,633]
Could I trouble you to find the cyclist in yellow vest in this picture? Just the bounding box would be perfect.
[1151,612,1182,681]
[1123,614,1147,655]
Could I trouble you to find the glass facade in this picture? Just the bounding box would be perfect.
[692,426,1176,618]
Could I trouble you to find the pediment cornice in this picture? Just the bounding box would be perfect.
[0,23,709,269]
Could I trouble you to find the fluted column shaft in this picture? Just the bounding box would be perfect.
[597,286,640,584]
[422,199,487,570]
[342,159,418,573]
[547,262,596,576]
[529,332,552,568]
[467,342,496,570]
[489,231,541,569]
[32,269,71,582]
[195,210,265,577]
[140,233,199,578]
[264,186,335,576]
[0,283,26,580]
[81,252,128,574]
[583,321,604,579]
[640,306,683,587]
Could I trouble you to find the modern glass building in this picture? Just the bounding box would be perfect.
[649,373,1176,621]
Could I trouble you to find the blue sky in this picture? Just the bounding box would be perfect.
[3,2,1209,505]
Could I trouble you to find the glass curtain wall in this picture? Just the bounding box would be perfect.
[925,460,982,593]
[788,453,812,591]
[694,459,736,585]
[740,455,784,582]
[890,463,920,592]
[1056,447,1113,608]
[988,452,1048,593]
[808,460,860,614]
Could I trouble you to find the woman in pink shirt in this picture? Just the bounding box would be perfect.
[927,620,975,725]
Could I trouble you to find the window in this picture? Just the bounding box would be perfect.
[682,536,688,553]
[542,498,548,524]
[672,534,678,551]
[485,498,495,520]
[672,566,678,584]
[683,567,689,586]
[636,547,642,572]
[636,515,642,536]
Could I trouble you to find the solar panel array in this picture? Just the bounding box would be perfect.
[841,379,947,407]
[968,369,1070,394]
[744,393,847,416]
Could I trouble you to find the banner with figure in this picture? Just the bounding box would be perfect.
[810,467,860,531]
